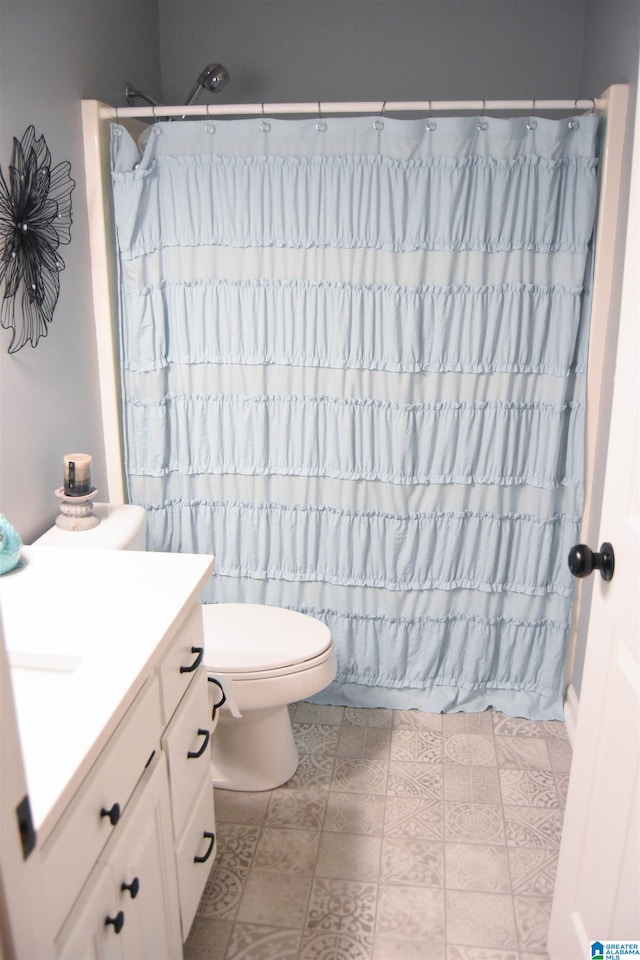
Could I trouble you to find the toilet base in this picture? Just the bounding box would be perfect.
[210,704,299,791]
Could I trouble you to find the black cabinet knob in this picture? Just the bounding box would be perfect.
[568,542,615,581]
[100,802,121,826]
[121,877,140,899]
[105,911,125,934]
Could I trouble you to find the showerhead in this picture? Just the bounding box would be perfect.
[185,62,230,105]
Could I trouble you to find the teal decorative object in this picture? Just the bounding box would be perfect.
[0,514,23,574]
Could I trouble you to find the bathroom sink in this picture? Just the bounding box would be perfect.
[8,650,83,673]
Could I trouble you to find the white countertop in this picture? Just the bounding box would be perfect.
[0,546,214,837]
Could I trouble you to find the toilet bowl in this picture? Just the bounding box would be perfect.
[33,503,336,791]
[202,602,336,791]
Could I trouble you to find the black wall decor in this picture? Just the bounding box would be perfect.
[0,126,75,354]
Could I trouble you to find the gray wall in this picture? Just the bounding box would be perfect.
[0,0,161,543]
[157,0,586,105]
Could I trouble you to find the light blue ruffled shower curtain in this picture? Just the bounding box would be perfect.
[111,112,600,720]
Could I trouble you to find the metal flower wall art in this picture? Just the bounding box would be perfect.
[0,126,75,353]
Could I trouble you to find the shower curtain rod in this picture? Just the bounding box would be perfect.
[103,97,603,120]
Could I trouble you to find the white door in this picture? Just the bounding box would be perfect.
[547,88,640,957]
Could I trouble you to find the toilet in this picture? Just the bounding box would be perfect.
[32,503,336,791]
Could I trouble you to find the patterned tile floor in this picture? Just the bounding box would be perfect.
[185,703,571,960]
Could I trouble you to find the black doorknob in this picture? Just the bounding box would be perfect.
[568,542,615,581]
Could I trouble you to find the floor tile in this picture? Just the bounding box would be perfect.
[446,890,517,950]
[283,752,335,790]
[445,842,511,892]
[444,802,506,844]
[393,709,443,732]
[226,923,302,959]
[300,930,373,958]
[337,723,391,760]
[387,761,442,798]
[390,727,443,762]
[324,791,385,835]
[253,826,321,873]
[503,806,564,849]
[265,789,328,830]
[197,865,247,919]
[513,895,553,952]
[546,736,573,772]
[442,710,494,735]
[508,846,559,897]
[294,703,344,724]
[305,878,377,936]
[344,706,393,727]
[492,714,545,738]
[315,832,382,882]
[331,757,388,794]
[495,736,551,770]
[384,795,443,839]
[237,870,312,927]
[498,768,561,807]
[375,884,445,942]
[380,836,444,886]
[214,789,271,825]
[294,722,341,756]
[443,764,501,804]
[447,947,518,960]
[184,918,232,960]
[376,937,447,959]
[214,824,261,871]
[443,733,497,766]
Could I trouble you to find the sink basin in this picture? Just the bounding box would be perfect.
[9,650,83,673]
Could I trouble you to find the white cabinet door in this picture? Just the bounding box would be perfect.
[57,753,181,960]
[110,752,182,960]
[56,862,124,960]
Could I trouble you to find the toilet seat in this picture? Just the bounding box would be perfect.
[201,602,332,676]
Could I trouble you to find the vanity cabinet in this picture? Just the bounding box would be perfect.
[9,554,219,960]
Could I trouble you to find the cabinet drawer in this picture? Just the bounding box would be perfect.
[42,677,162,936]
[175,778,216,939]
[158,602,206,724]
[162,672,211,837]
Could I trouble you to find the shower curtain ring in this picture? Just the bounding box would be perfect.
[381,100,387,115]
[590,98,597,115]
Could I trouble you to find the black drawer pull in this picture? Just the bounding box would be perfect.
[100,803,121,826]
[121,877,140,899]
[180,646,204,674]
[105,911,125,934]
[187,728,210,759]
[194,831,215,864]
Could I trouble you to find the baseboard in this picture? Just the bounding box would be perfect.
[563,682,579,747]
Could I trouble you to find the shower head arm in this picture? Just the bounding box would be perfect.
[124,82,160,108]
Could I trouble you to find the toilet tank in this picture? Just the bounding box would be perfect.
[32,504,147,550]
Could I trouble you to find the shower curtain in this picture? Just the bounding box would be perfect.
[110,112,600,720]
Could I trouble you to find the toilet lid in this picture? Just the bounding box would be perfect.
[201,603,332,673]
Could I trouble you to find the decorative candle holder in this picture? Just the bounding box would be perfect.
[54,487,100,531]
